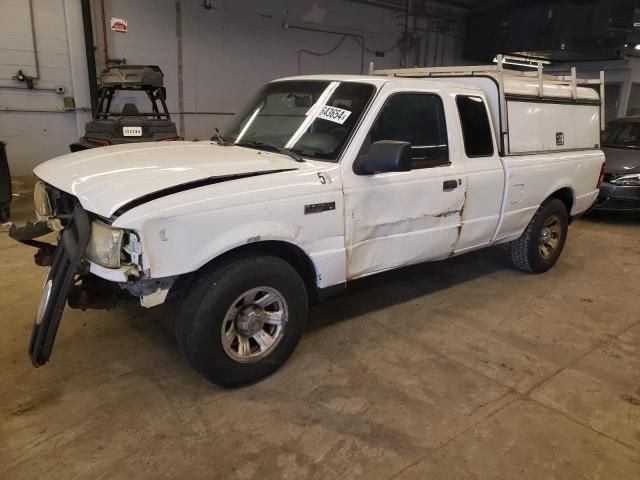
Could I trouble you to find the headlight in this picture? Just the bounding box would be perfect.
[86,220,124,268]
[34,181,53,218]
[610,174,640,186]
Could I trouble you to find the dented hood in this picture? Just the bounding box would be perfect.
[33,141,303,217]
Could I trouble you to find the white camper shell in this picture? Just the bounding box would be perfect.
[373,57,604,156]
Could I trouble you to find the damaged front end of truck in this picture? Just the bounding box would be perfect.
[9,180,174,366]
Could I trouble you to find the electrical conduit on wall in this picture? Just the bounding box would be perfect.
[175,0,185,138]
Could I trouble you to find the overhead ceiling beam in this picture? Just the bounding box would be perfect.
[348,0,469,23]
[349,0,472,13]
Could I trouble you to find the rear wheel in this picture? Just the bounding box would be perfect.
[176,255,307,387]
[509,198,569,273]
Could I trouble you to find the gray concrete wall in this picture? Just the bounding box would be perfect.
[0,0,92,176]
[1,0,465,175]
[95,0,465,140]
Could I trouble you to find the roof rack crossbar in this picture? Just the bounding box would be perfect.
[372,55,601,89]
[537,61,544,97]
[371,54,605,133]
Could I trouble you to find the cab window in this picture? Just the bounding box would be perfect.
[359,93,449,169]
[456,95,494,157]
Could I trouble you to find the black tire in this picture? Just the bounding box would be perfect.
[176,255,307,387]
[509,198,569,273]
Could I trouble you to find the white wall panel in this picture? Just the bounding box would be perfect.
[92,0,436,137]
[0,0,91,175]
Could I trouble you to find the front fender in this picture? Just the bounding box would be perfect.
[109,163,346,287]
[128,214,346,289]
[137,218,303,275]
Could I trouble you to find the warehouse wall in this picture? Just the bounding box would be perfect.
[0,0,92,176]
[94,0,464,141]
[0,0,465,175]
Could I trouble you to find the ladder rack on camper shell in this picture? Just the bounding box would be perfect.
[372,55,605,156]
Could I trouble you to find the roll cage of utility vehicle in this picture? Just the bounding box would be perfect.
[69,65,180,152]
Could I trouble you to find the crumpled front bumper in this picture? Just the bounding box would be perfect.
[28,206,91,367]
[8,219,55,266]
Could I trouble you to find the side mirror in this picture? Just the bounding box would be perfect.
[356,140,412,175]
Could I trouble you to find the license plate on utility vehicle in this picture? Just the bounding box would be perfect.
[123,126,142,136]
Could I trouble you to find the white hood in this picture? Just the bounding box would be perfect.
[34,141,304,217]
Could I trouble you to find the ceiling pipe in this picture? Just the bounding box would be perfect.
[349,0,467,21]
[98,0,124,66]
[27,0,40,79]
[99,0,109,67]
[80,0,98,117]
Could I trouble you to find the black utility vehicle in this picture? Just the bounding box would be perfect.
[70,65,180,152]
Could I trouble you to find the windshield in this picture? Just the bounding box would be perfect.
[602,122,640,149]
[221,80,375,161]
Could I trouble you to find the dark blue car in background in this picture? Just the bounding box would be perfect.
[596,117,640,212]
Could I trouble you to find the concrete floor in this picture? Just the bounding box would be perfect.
[1,189,639,479]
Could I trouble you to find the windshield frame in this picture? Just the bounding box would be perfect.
[221,79,379,163]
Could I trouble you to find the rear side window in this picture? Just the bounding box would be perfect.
[363,93,449,169]
[456,95,494,157]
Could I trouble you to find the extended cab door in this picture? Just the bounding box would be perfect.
[452,93,505,252]
[341,84,467,279]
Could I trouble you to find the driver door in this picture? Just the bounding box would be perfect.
[342,86,467,279]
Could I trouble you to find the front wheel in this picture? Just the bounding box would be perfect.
[176,255,308,387]
[509,198,569,273]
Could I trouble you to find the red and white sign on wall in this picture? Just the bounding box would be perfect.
[110,18,128,33]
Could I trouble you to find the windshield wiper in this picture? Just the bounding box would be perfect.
[236,140,305,162]
[211,128,233,146]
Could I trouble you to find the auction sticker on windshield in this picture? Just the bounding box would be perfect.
[317,105,351,125]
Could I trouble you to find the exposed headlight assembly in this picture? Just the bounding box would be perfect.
[610,174,640,186]
[33,180,53,218]
[85,220,125,268]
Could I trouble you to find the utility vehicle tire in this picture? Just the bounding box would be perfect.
[176,255,307,387]
[509,198,569,273]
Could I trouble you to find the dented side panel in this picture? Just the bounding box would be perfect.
[449,90,506,253]
[344,173,467,279]
[340,82,469,280]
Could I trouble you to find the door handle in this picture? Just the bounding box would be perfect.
[443,179,458,191]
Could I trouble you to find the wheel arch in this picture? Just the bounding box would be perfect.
[548,186,575,221]
[173,240,321,303]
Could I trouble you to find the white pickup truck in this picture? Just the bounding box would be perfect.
[14,61,606,386]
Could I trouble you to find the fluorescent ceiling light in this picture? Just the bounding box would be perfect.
[492,56,550,68]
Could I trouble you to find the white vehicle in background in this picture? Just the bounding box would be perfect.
[12,58,606,386]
